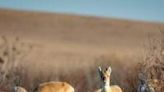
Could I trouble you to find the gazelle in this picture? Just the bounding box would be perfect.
[95,66,122,92]
[35,81,74,92]
[137,73,155,92]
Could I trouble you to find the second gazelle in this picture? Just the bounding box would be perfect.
[95,66,122,92]
[35,81,74,92]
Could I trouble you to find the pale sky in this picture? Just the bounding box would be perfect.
[0,0,164,23]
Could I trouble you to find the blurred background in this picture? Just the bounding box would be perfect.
[0,0,164,92]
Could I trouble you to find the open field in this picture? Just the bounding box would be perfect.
[0,9,164,92]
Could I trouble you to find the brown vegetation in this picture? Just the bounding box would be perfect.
[126,30,164,92]
[0,33,163,92]
[0,9,164,92]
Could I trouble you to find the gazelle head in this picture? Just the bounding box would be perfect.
[98,66,112,86]
[138,73,147,85]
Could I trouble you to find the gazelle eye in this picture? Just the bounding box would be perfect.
[102,76,105,80]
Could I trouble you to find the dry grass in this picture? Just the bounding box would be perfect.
[0,9,163,92]
[0,52,136,92]
[125,30,164,92]
[0,35,163,92]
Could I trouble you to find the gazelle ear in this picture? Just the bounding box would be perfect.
[98,66,103,79]
[106,66,112,75]
[98,66,102,72]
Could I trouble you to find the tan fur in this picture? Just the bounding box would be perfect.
[110,85,122,92]
[14,86,27,92]
[95,85,122,92]
[36,81,74,92]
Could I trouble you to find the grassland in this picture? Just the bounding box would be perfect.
[0,9,164,92]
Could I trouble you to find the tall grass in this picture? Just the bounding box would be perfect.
[0,54,134,92]
[0,30,164,92]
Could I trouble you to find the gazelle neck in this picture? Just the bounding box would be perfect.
[102,81,111,92]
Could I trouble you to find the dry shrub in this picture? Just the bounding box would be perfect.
[0,36,32,92]
[126,30,164,92]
